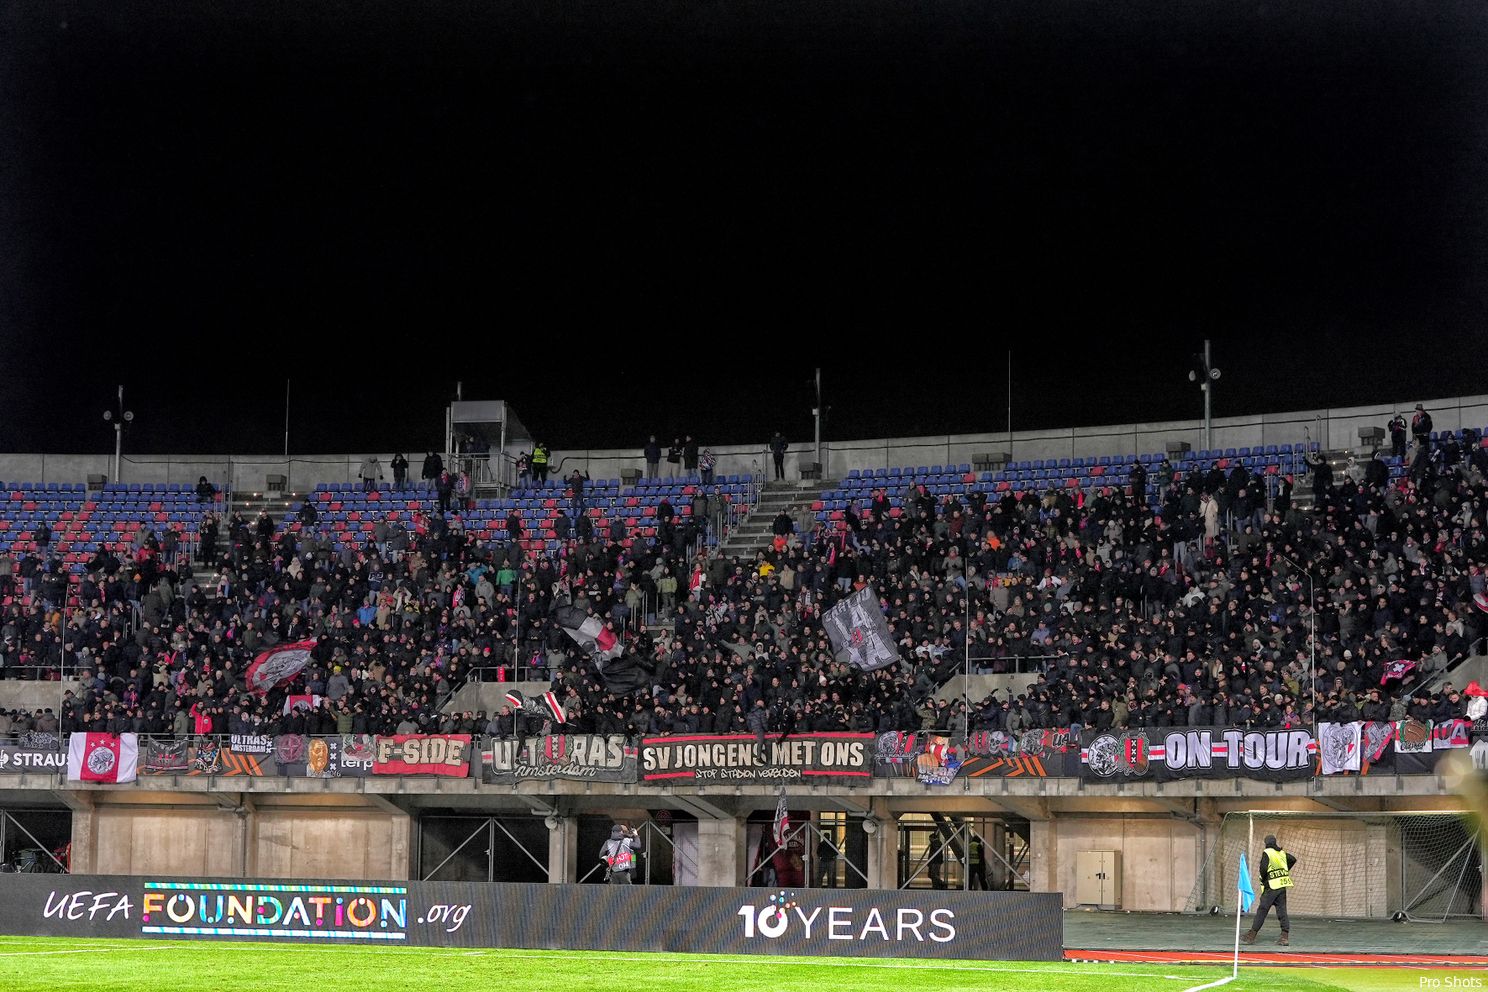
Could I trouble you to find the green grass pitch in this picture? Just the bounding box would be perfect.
[0,936,1470,992]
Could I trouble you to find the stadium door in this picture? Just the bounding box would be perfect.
[896,812,1029,891]
[0,807,71,874]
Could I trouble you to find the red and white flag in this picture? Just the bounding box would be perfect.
[245,638,318,694]
[283,694,323,715]
[67,733,139,784]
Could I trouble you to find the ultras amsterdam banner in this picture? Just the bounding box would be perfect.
[482,735,636,784]
[640,733,873,783]
[1078,726,1318,782]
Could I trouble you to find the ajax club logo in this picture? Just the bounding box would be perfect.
[736,891,956,944]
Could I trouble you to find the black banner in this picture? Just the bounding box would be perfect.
[641,733,874,783]
[875,731,1074,784]
[142,739,189,775]
[1078,726,1318,782]
[0,874,1062,961]
[482,735,636,783]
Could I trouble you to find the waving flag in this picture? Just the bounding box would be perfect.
[1380,659,1417,685]
[245,638,318,694]
[1238,853,1256,913]
[772,790,791,847]
[503,689,567,724]
[822,586,898,671]
[553,604,623,663]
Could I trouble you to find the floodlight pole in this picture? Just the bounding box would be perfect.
[814,368,822,473]
[103,386,133,484]
[963,588,971,744]
[1277,553,1317,740]
[1203,339,1213,453]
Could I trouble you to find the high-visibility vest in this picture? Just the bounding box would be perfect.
[1264,848,1293,890]
[532,446,549,466]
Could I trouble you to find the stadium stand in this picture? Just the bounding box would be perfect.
[0,421,1482,744]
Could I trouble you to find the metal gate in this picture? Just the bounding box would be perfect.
[897,813,1028,891]
[0,809,70,874]
[746,819,869,888]
[417,815,549,883]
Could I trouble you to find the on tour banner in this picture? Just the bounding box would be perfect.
[640,732,874,783]
[0,874,1062,960]
[1078,726,1318,782]
[482,735,637,784]
[373,734,472,777]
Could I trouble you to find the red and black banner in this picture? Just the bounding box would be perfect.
[641,733,873,783]
[372,734,473,777]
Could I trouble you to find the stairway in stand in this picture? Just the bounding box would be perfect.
[1287,449,1352,513]
[195,490,307,569]
[717,479,825,559]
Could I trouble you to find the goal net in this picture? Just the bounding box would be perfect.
[1184,811,1482,922]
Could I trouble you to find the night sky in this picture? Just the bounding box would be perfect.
[2,1,1485,455]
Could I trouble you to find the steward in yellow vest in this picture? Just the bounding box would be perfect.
[1242,834,1298,946]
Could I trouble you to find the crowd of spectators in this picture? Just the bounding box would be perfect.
[0,416,1483,745]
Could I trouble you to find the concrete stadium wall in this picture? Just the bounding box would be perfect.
[0,682,81,714]
[254,807,410,879]
[71,796,411,880]
[3,391,1485,488]
[1049,815,1201,912]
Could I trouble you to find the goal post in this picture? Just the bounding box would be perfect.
[1185,810,1482,923]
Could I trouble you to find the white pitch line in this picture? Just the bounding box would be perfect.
[1180,976,1237,992]
[0,946,172,958]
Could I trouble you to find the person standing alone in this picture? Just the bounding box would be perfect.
[601,822,643,884]
[644,436,662,480]
[531,442,551,485]
[770,432,789,482]
[1241,834,1297,946]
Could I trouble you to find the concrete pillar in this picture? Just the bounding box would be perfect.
[863,798,894,889]
[234,806,250,877]
[1028,817,1058,898]
[547,816,578,883]
[66,797,97,874]
[695,817,742,887]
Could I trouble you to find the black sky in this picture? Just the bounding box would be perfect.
[1,1,1486,454]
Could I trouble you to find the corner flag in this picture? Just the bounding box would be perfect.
[1238,853,1256,913]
